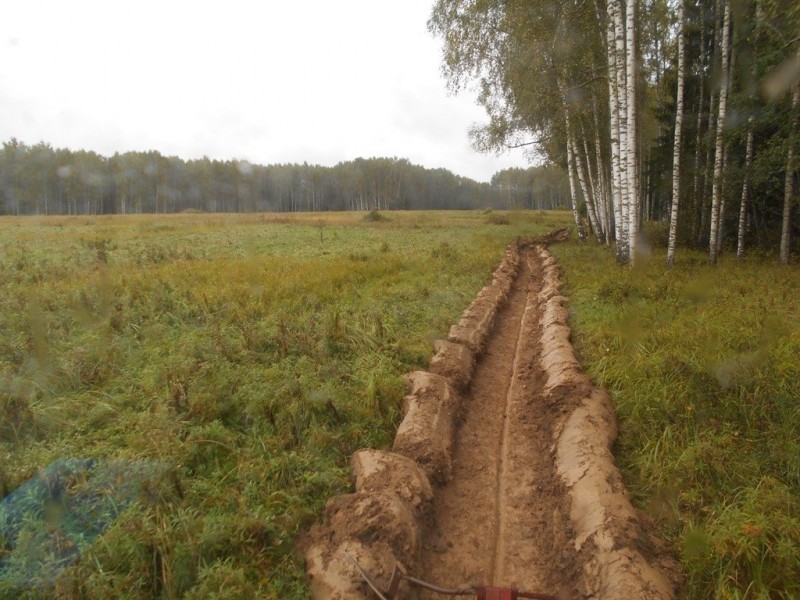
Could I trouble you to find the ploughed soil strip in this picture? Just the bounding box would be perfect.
[304,236,677,600]
[418,247,579,598]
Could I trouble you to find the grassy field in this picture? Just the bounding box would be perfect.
[0,210,567,599]
[1,212,797,599]
[551,237,800,599]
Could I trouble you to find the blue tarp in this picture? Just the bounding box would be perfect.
[0,458,166,591]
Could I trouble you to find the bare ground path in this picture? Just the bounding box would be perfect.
[418,247,579,598]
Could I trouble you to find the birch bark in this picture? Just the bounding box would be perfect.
[667,0,686,268]
[613,0,630,263]
[708,0,731,265]
[576,135,603,241]
[593,111,612,243]
[739,1,761,258]
[606,0,624,250]
[736,118,754,258]
[780,84,800,265]
[626,0,639,266]
[566,130,587,243]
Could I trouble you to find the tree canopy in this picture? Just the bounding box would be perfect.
[430,0,800,263]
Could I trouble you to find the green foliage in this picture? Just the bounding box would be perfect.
[551,241,800,599]
[0,211,566,598]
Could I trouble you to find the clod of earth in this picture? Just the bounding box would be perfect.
[305,231,679,599]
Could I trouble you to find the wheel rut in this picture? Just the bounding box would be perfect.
[418,248,578,598]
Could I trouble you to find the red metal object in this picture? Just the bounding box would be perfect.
[475,586,518,600]
[344,552,558,600]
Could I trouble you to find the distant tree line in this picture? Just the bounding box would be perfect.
[0,139,570,215]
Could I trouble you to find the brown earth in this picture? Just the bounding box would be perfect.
[417,245,579,599]
[305,238,679,600]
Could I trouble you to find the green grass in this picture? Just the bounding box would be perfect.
[550,238,800,600]
[0,210,568,599]
[6,212,794,598]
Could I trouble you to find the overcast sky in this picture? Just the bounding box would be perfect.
[1,1,532,182]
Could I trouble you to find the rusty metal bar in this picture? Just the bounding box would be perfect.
[344,551,558,600]
[343,552,391,600]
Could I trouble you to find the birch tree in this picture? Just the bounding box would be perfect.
[780,84,800,265]
[736,117,754,259]
[708,0,731,265]
[427,0,799,265]
[613,0,631,263]
[667,0,686,268]
[566,131,588,242]
[574,135,603,241]
[626,0,640,266]
[606,0,625,253]
[582,131,607,242]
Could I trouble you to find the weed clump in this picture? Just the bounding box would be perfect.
[485,212,510,225]
[431,240,458,261]
[81,237,116,263]
[363,209,387,223]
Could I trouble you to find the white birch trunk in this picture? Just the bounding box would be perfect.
[717,144,728,255]
[739,0,761,259]
[606,0,624,247]
[626,0,639,266]
[699,92,716,244]
[613,0,630,263]
[736,118,754,258]
[667,0,686,268]
[593,113,612,243]
[708,0,731,265]
[780,84,800,265]
[563,105,587,242]
[582,128,607,242]
[566,131,587,243]
[574,136,603,241]
[692,4,706,214]
[716,46,736,255]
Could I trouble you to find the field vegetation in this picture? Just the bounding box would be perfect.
[1,211,797,599]
[551,233,800,599]
[0,211,565,599]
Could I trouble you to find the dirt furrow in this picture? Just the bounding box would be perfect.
[418,247,531,591]
[305,236,677,600]
[418,248,577,598]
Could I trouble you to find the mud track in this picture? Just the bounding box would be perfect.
[418,246,576,597]
[305,238,678,600]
